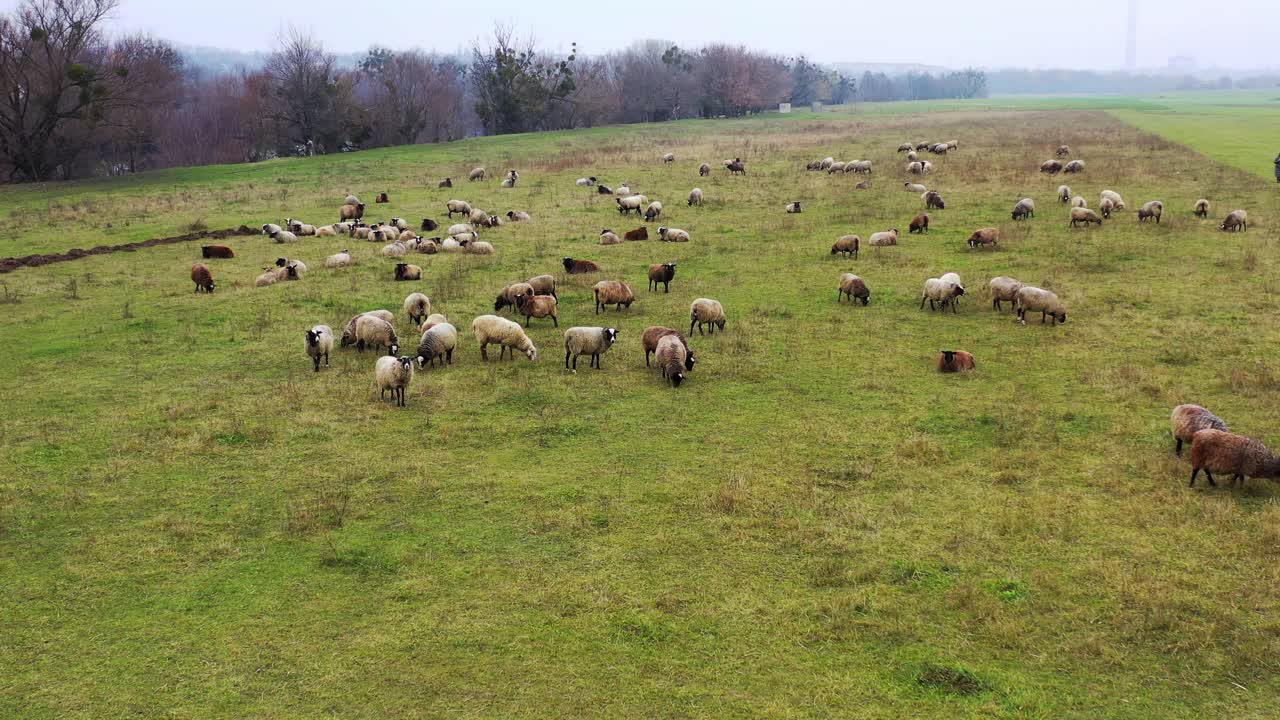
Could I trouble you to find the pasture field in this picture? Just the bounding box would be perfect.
[3,102,1280,719]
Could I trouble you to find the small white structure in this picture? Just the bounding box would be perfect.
[778,102,792,114]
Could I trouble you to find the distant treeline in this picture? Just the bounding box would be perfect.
[988,69,1280,95]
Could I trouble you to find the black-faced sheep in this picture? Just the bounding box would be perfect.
[921,277,965,313]
[305,325,333,371]
[416,322,458,368]
[655,335,688,387]
[1193,199,1210,218]
[831,235,860,258]
[375,355,414,407]
[838,273,870,305]
[394,263,422,281]
[1040,160,1063,174]
[785,202,802,214]
[1070,208,1104,227]
[641,327,696,370]
[562,257,600,274]
[938,350,976,373]
[968,228,999,248]
[1012,198,1035,221]
[1014,286,1067,325]
[1138,201,1163,223]
[564,326,619,370]
[648,263,676,293]
[1220,210,1247,232]
[909,214,929,234]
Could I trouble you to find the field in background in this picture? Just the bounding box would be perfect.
[3,99,1280,719]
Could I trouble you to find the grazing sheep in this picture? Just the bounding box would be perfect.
[340,310,394,347]
[1171,404,1229,456]
[690,298,726,335]
[416,322,459,368]
[599,229,623,245]
[657,227,690,243]
[642,327,696,369]
[925,191,945,210]
[438,178,452,188]
[254,269,278,287]
[394,263,422,281]
[838,273,870,305]
[921,276,965,313]
[472,314,538,361]
[806,160,822,171]
[576,176,597,186]
[904,182,927,193]
[355,315,400,355]
[699,163,711,176]
[662,153,675,164]
[616,195,646,215]
[564,326,619,370]
[562,257,600,274]
[461,240,495,255]
[909,214,930,234]
[339,203,365,221]
[190,264,215,293]
[648,263,676,293]
[907,161,926,175]
[1220,210,1248,232]
[1014,286,1067,325]
[1070,208,1104,227]
[1058,185,1072,203]
[1193,199,1210,218]
[688,188,704,206]
[645,201,664,222]
[446,199,472,218]
[375,355,414,407]
[324,250,353,268]
[897,143,913,152]
[403,292,432,325]
[421,218,439,232]
[726,159,746,175]
[1138,201,1164,223]
[597,184,614,195]
[1040,160,1063,174]
[468,167,486,182]
[831,234,860,258]
[819,157,835,170]
[526,274,558,298]
[1189,429,1280,487]
[593,280,635,313]
[419,313,448,332]
[1100,190,1125,210]
[655,335,688,387]
[1071,196,1087,208]
[201,245,234,259]
[1063,160,1084,174]
[516,293,559,327]
[270,230,298,244]
[1099,198,1115,219]
[785,202,802,214]
[624,227,649,241]
[828,161,848,174]
[938,350,976,373]
[507,210,531,222]
[1056,145,1070,157]
[849,160,873,174]
[305,325,333,372]
[467,208,489,225]
[1012,198,1036,221]
[988,276,1024,311]
[907,151,919,162]
[495,282,536,313]
[868,229,899,247]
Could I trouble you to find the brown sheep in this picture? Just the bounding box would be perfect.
[394,263,422,281]
[593,280,635,313]
[938,350,975,373]
[562,257,600,274]
[641,327,696,369]
[339,202,365,221]
[967,227,999,248]
[1039,160,1063,174]
[515,294,559,327]
[831,235,859,258]
[648,263,676,293]
[1069,208,1104,227]
[1055,144,1070,157]
[438,178,452,188]
[190,264,215,293]
[624,226,649,241]
[1170,404,1228,456]
[1189,429,1280,487]
[1220,210,1248,232]
[924,191,945,210]
[376,192,389,203]
[201,245,235,259]
[495,282,536,312]
[837,273,870,305]
[909,214,930,234]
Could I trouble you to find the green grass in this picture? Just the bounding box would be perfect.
[3,102,1280,719]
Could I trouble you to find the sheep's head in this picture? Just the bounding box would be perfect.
[562,258,574,271]
[670,371,685,387]
[1056,312,1068,324]
[524,347,538,361]
[603,328,618,345]
[685,351,697,371]
[396,355,412,371]
[306,329,319,346]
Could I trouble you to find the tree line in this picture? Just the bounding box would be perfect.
[0,0,989,183]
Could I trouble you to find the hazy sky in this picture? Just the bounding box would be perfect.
[19,0,1279,70]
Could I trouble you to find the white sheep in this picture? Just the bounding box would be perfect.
[462,240,495,255]
[354,315,400,355]
[382,241,407,257]
[1015,286,1067,325]
[1100,190,1125,211]
[374,355,414,406]
[658,227,690,243]
[903,183,927,193]
[599,229,622,245]
[324,250,353,268]
[576,176,597,187]
[921,276,965,313]
[563,327,619,370]
[1058,185,1071,203]
[988,276,1024,312]
[415,322,459,367]
[644,201,664,222]
[688,188,704,207]
[446,223,472,237]
[468,167,486,181]
[270,230,298,244]
[1070,196,1087,208]
[304,325,333,372]
[340,310,394,347]
[868,229,899,246]
[403,292,432,325]
[261,223,282,236]
[446,199,472,218]
[472,314,538,361]
[690,298,726,335]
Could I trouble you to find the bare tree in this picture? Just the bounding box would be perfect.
[263,29,348,154]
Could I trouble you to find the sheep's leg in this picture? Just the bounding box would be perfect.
[645,351,651,367]
[951,301,958,315]
[1205,469,1217,487]
[313,356,320,372]
[447,349,453,364]
[664,282,669,293]
[480,344,489,361]
[552,316,558,327]
[1232,474,1244,486]
[1189,468,1199,486]
[1175,438,1183,455]
[324,352,329,367]
[920,295,927,310]
[566,350,572,369]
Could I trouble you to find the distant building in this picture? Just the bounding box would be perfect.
[778,103,791,114]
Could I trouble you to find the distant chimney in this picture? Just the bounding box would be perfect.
[1126,0,1138,69]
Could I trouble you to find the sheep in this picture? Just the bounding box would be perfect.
[505,169,519,182]
[343,195,360,206]
[641,327,696,369]
[445,223,472,237]
[855,180,871,190]
[1171,404,1228,456]
[599,229,623,245]
[527,274,558,298]
[897,143,913,152]
[868,229,899,247]
[915,142,930,151]
[324,250,353,268]
[472,314,538,361]
[1014,286,1067,325]
[495,282,536,313]
[1220,210,1247,232]
[1055,144,1070,157]
[726,159,746,175]
[690,298,726,335]
[440,238,462,253]
[617,184,631,195]
[616,195,645,215]
[1100,190,1125,210]
[699,163,711,176]
[785,202,802,214]
[446,200,472,218]
[849,160,873,174]
[929,143,948,155]
[438,178,453,188]
[375,355,414,407]
[274,257,307,280]
[270,230,298,244]
[904,182,927,193]
[351,225,372,240]
[316,225,340,238]
[190,264,215,293]
[806,160,822,170]
[1058,185,1072,203]
[254,269,278,287]
[419,313,448,332]
[644,201,664,222]
[468,208,489,225]
[340,310,394,347]
[305,325,333,372]
[1099,198,1115,219]
[403,292,432,325]
[201,245,234,259]
[1063,160,1084,174]
[655,335,688,387]
[828,161,848,174]
[1138,200,1164,223]
[382,240,407,257]
[468,167,486,181]
[831,235,860,258]
[394,263,422,281]
[1188,430,1280,487]
[1193,199,1210,218]
[819,157,835,170]
[462,240,495,255]
[1040,160,1063,174]
[507,210,531,222]
[562,257,600,274]
[920,276,965,313]
[515,293,559,327]
[657,227,690,243]
[500,176,516,188]
[988,276,1024,311]
[687,188,704,207]
[966,227,999,249]
[593,280,634,314]
[421,218,439,232]
[624,227,649,241]
[339,203,365,221]
[286,219,317,236]
[564,327,619,370]
[907,151,919,162]
[1012,198,1036,221]
[925,191,945,210]
[1070,208,1104,227]
[597,184,614,195]
[838,273,870,305]
[375,192,389,204]
[415,322,459,368]
[648,263,676,293]
[575,176,597,187]
[1070,196,1087,208]
[355,315,400,354]
[907,161,926,175]
[662,153,675,164]
[938,350,976,373]
[262,223,282,236]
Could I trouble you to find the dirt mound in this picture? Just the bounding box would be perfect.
[0,226,256,274]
